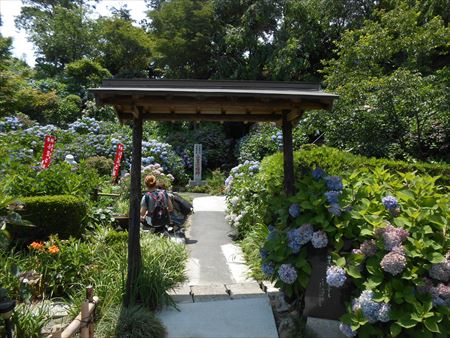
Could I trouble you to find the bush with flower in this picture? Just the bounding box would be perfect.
[227,148,449,337]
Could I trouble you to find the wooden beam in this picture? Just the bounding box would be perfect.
[282,110,295,196]
[116,112,283,122]
[124,107,143,307]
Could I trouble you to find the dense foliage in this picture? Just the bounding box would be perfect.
[226,148,450,337]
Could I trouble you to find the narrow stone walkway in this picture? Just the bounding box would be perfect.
[157,196,278,338]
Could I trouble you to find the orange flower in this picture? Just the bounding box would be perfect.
[30,241,44,250]
[48,245,60,254]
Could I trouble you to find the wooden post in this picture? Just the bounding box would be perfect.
[282,110,295,196]
[80,300,89,338]
[124,108,143,307]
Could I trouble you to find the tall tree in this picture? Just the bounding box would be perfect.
[310,3,450,161]
[16,0,96,76]
[147,0,217,78]
[95,16,153,78]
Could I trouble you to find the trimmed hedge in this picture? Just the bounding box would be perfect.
[15,195,87,240]
[260,146,450,193]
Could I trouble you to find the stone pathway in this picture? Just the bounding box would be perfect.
[157,196,278,338]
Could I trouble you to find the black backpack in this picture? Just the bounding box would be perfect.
[145,190,171,227]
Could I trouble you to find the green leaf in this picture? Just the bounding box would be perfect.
[398,315,417,328]
[390,323,402,337]
[336,256,346,267]
[360,228,372,236]
[429,252,445,264]
[347,264,362,279]
[424,317,440,333]
[397,190,415,201]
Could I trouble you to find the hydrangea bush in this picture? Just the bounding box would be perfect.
[0,115,188,184]
[226,152,449,337]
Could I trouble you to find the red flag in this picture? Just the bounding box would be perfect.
[41,135,57,169]
[112,143,124,181]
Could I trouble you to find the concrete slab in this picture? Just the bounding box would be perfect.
[191,284,230,302]
[225,282,266,299]
[193,196,226,212]
[168,284,193,303]
[157,297,279,338]
[305,317,346,338]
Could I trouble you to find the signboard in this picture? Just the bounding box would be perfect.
[193,144,202,183]
[303,248,350,320]
[41,135,57,169]
[112,143,124,182]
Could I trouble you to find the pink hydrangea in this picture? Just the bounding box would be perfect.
[380,251,407,275]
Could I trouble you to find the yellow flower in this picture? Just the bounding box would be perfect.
[48,245,60,255]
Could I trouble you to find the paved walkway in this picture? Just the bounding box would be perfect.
[157,196,278,338]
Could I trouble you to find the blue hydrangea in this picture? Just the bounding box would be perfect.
[288,203,301,218]
[377,303,391,322]
[382,196,398,210]
[324,191,341,204]
[312,167,326,180]
[326,266,346,287]
[339,323,357,337]
[287,228,303,253]
[328,203,341,216]
[259,248,269,260]
[268,225,275,232]
[297,223,314,245]
[278,264,297,284]
[358,290,381,323]
[311,231,328,248]
[262,262,275,277]
[324,176,343,191]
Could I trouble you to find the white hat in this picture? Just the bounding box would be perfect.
[65,154,77,164]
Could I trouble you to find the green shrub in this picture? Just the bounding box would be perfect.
[15,195,87,240]
[1,162,100,200]
[96,305,166,338]
[85,156,114,176]
[104,230,128,245]
[12,303,51,338]
[226,147,450,337]
[205,169,226,195]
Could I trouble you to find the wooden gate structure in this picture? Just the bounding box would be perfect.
[90,79,338,305]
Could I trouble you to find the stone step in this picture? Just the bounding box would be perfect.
[169,282,269,303]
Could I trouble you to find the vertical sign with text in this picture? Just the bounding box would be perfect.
[41,135,57,169]
[112,143,124,182]
[193,144,202,183]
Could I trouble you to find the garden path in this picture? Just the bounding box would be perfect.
[157,195,278,338]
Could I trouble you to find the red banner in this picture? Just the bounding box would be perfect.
[41,135,57,169]
[112,143,124,181]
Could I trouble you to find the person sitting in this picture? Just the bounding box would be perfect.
[140,175,173,233]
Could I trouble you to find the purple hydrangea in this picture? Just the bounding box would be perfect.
[380,251,407,275]
[324,176,343,191]
[328,203,341,216]
[262,262,275,277]
[311,230,328,248]
[288,203,301,218]
[259,248,269,260]
[360,239,377,257]
[339,323,357,337]
[429,260,450,282]
[377,303,391,322]
[326,265,346,287]
[352,248,363,255]
[324,191,341,204]
[382,195,398,210]
[278,264,297,284]
[312,167,326,180]
[377,224,409,251]
[430,284,450,307]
